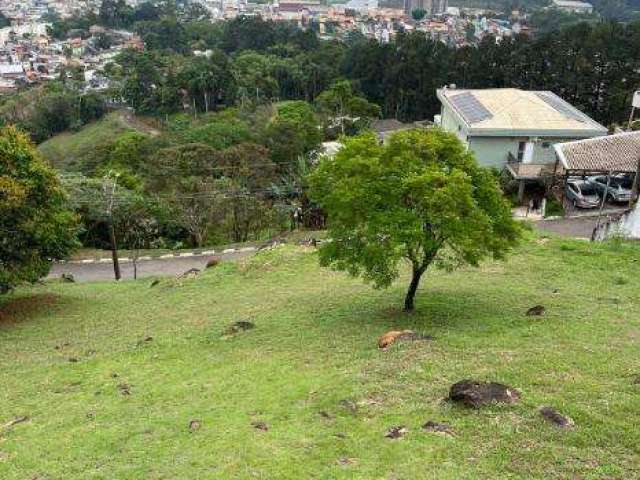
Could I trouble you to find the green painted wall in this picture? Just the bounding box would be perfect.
[440,105,593,167]
[467,137,520,167]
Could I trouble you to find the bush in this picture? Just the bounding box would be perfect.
[545,197,564,218]
[0,126,78,292]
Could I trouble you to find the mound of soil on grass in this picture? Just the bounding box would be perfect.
[449,380,520,408]
[223,321,255,336]
[378,330,434,349]
[539,407,574,428]
[526,305,545,316]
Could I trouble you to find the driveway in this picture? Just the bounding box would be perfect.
[535,215,610,239]
[49,250,255,283]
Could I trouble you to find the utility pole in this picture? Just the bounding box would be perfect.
[104,172,121,281]
[592,171,612,241]
[629,90,640,130]
[631,157,640,208]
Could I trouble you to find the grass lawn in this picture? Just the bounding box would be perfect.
[1,235,639,479]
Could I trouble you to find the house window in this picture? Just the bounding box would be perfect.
[542,142,551,148]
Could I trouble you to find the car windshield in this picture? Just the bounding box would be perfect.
[610,177,632,189]
[580,185,597,195]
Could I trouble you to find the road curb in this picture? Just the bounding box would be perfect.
[58,246,258,265]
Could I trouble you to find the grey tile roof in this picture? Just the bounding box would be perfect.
[554,132,640,173]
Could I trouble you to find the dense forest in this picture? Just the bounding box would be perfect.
[3,3,640,252]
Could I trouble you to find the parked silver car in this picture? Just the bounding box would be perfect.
[588,174,633,203]
[565,178,601,208]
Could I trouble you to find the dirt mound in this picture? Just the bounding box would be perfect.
[449,380,520,408]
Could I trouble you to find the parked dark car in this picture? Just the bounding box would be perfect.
[565,178,600,208]
[588,175,633,203]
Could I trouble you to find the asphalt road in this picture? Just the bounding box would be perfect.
[48,250,254,283]
[48,216,615,283]
[535,216,600,239]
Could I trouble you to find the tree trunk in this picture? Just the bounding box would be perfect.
[109,222,121,281]
[404,266,424,312]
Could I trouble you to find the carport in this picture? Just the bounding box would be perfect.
[553,131,640,206]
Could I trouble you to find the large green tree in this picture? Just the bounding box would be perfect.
[262,101,322,167]
[0,127,77,292]
[316,80,381,135]
[308,129,520,311]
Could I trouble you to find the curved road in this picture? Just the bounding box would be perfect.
[48,250,255,283]
[48,216,606,283]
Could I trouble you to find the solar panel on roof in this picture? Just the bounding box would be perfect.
[449,92,493,124]
[535,92,585,122]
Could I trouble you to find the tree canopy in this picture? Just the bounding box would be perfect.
[0,126,78,292]
[308,128,521,311]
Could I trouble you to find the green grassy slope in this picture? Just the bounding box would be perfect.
[1,237,639,478]
[37,111,155,171]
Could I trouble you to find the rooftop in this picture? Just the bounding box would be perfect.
[0,63,23,75]
[552,0,593,8]
[437,88,607,137]
[554,131,640,173]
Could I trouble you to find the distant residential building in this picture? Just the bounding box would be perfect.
[371,118,432,142]
[0,62,24,79]
[404,0,447,16]
[551,0,594,14]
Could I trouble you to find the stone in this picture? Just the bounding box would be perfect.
[177,268,200,279]
[61,273,75,283]
[539,407,574,428]
[252,421,268,431]
[205,257,221,269]
[448,380,521,408]
[422,420,454,436]
[338,399,358,413]
[136,336,153,347]
[223,321,255,336]
[188,419,202,432]
[526,305,545,316]
[384,426,408,439]
[117,383,131,396]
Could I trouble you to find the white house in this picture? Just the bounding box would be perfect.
[436,87,607,199]
[436,87,607,169]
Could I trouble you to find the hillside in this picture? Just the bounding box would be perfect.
[38,110,160,171]
[1,237,640,478]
